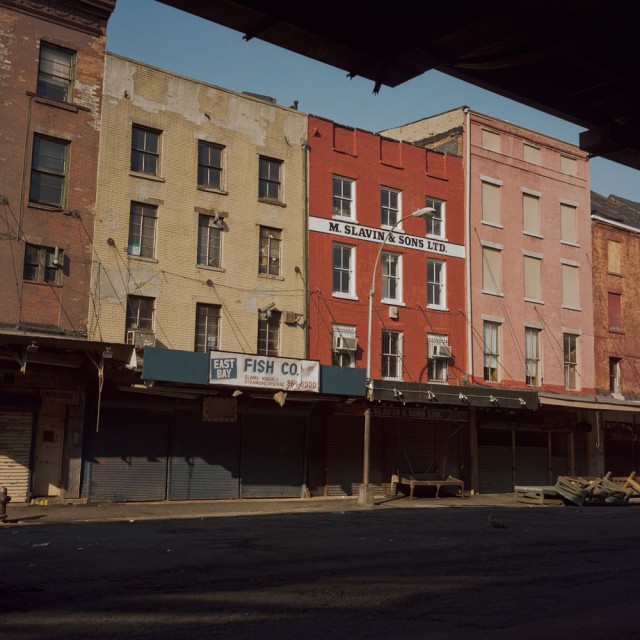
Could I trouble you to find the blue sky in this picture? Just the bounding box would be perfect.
[107,0,640,203]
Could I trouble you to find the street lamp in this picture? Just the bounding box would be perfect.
[358,206,436,506]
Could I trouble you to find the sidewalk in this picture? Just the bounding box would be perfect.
[1,492,532,526]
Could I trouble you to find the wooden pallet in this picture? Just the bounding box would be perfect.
[514,485,564,505]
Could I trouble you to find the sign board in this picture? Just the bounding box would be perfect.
[209,351,320,392]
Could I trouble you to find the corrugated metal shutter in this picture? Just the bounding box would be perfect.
[241,415,306,498]
[478,428,513,493]
[550,433,569,481]
[574,432,588,476]
[605,436,635,476]
[325,414,365,497]
[169,402,240,500]
[383,418,436,478]
[437,422,464,480]
[514,431,549,486]
[89,404,170,502]
[0,411,34,503]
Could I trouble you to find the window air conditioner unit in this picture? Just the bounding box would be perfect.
[335,335,357,352]
[283,311,297,325]
[127,330,156,349]
[52,246,64,268]
[431,344,452,358]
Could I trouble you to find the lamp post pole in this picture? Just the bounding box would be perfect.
[357,207,435,506]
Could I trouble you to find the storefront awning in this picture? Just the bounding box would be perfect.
[539,393,640,413]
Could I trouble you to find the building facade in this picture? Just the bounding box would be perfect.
[0,0,116,502]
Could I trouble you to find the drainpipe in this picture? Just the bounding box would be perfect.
[302,138,310,360]
[464,107,473,382]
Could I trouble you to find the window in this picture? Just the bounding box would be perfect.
[564,333,578,390]
[381,330,402,380]
[482,180,501,225]
[560,155,577,176]
[608,240,621,274]
[128,202,157,258]
[332,324,357,368]
[427,259,445,308]
[332,243,354,296]
[481,129,500,152]
[562,263,580,309]
[381,252,401,303]
[523,143,541,164]
[258,156,282,201]
[523,255,542,301]
[560,203,577,244]
[427,334,449,382]
[482,246,502,294]
[483,321,500,382]
[258,226,281,276]
[525,328,541,386]
[126,295,154,332]
[23,244,63,285]
[258,309,280,356]
[29,135,69,207]
[608,292,622,331]
[332,175,354,218]
[425,198,445,238]
[197,214,222,268]
[522,193,540,235]
[381,186,400,227]
[198,141,223,190]
[37,42,74,102]
[131,125,160,175]
[195,303,220,352]
[609,357,622,394]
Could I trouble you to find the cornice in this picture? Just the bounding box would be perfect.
[0,0,116,35]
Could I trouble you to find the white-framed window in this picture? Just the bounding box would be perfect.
[198,141,224,190]
[332,324,357,368]
[563,333,578,390]
[560,202,578,245]
[381,252,401,303]
[128,202,157,258]
[258,156,283,202]
[483,321,500,382]
[258,309,280,356]
[523,143,541,164]
[482,245,502,295]
[29,134,69,207]
[427,259,445,308]
[482,179,501,225]
[37,42,75,102]
[258,226,281,276]
[525,327,541,387]
[481,129,500,152]
[609,357,622,394]
[131,125,160,175]
[523,254,542,302]
[425,197,445,238]
[332,175,355,219]
[332,243,355,297]
[427,334,449,382]
[562,262,580,309]
[381,330,402,380]
[197,214,223,268]
[195,303,220,353]
[522,192,541,235]
[381,186,401,228]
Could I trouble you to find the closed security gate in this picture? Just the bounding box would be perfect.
[0,411,34,503]
[478,429,514,493]
[325,415,364,497]
[240,415,306,498]
[90,403,170,502]
[169,402,239,500]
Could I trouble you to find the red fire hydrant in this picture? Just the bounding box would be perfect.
[0,487,11,522]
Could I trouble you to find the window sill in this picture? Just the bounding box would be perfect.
[29,92,89,112]
[23,279,62,288]
[382,299,405,307]
[198,186,228,195]
[258,273,284,281]
[197,264,224,273]
[608,328,625,334]
[607,271,623,277]
[524,298,544,304]
[426,234,447,243]
[333,292,358,301]
[127,254,158,263]
[332,215,357,224]
[258,197,285,207]
[27,202,65,212]
[481,220,503,229]
[482,290,504,297]
[129,171,165,183]
[427,305,449,312]
[562,305,582,312]
[523,231,544,239]
[560,240,580,248]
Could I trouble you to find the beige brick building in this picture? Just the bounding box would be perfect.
[90,54,308,359]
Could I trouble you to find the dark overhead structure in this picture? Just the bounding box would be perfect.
[158,1,640,172]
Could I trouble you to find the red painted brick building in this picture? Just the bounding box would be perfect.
[307,115,467,388]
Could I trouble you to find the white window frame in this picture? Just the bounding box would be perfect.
[483,321,500,383]
[525,327,542,387]
[195,303,221,353]
[332,324,357,368]
[427,259,446,309]
[427,334,449,382]
[381,251,402,304]
[332,175,355,220]
[128,201,158,258]
[197,213,223,268]
[425,197,445,239]
[381,186,401,228]
[332,243,356,299]
[381,330,403,380]
[563,332,578,390]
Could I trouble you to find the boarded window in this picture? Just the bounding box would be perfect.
[523,193,540,234]
[523,143,541,164]
[482,247,501,293]
[562,264,579,309]
[608,240,621,274]
[560,155,577,176]
[482,181,501,225]
[524,255,542,301]
[560,203,577,244]
[481,129,500,152]
[608,292,622,331]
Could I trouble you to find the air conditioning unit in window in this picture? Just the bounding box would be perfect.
[126,330,156,349]
[207,337,218,351]
[431,344,452,358]
[52,246,64,268]
[335,335,357,352]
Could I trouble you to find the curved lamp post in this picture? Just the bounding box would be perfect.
[358,206,436,506]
